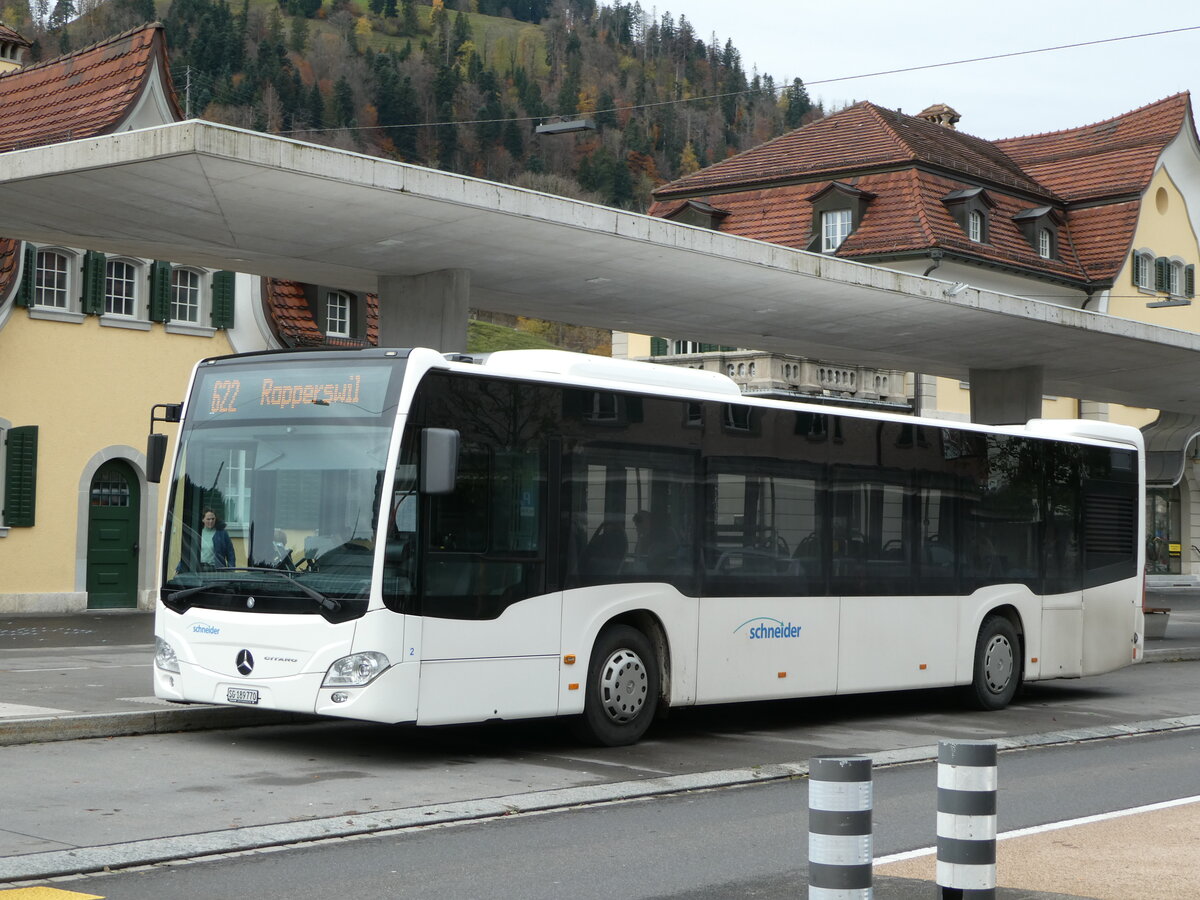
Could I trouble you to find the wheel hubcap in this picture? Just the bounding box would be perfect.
[599,648,648,723]
[983,634,1013,694]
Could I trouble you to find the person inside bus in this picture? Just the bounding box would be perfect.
[271,529,295,570]
[581,519,627,582]
[631,509,677,575]
[200,509,236,570]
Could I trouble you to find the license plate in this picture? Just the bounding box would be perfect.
[227,688,260,705]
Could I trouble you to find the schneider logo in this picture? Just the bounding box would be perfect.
[734,617,803,640]
[190,623,220,635]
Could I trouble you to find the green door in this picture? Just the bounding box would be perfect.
[86,460,141,609]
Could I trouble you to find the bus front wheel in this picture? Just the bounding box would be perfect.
[969,615,1021,710]
[576,625,660,746]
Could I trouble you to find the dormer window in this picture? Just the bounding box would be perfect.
[1037,228,1053,259]
[662,199,730,231]
[807,182,874,254]
[326,291,352,337]
[942,187,994,244]
[968,210,983,242]
[305,284,368,343]
[1012,206,1062,261]
[822,209,852,252]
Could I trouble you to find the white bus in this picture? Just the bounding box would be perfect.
[152,348,1145,746]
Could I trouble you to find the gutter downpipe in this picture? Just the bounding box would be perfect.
[914,250,945,416]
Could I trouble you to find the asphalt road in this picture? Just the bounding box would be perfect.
[33,727,1200,899]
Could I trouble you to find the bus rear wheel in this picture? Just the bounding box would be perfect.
[576,625,659,747]
[969,615,1021,710]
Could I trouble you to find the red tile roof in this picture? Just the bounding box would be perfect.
[0,24,32,48]
[264,279,379,348]
[0,238,19,304]
[651,95,1193,289]
[656,102,1050,200]
[0,24,181,152]
[995,94,1191,202]
[651,169,1087,281]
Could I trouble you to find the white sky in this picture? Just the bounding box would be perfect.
[647,1,1199,140]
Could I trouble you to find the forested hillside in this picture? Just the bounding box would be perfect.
[14,0,819,210]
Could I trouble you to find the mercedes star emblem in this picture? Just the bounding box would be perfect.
[236,649,254,676]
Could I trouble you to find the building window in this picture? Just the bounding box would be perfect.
[105,259,138,317]
[1133,251,1155,291]
[821,209,852,253]
[326,291,352,337]
[968,210,984,242]
[1168,260,1185,297]
[1038,228,1053,259]
[170,268,202,323]
[35,250,72,308]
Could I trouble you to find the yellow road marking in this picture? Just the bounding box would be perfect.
[0,889,103,899]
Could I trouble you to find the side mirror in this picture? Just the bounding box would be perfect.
[420,428,459,494]
[147,433,169,484]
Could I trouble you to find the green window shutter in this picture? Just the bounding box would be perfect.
[14,245,35,308]
[649,337,668,357]
[4,425,38,527]
[1186,264,1195,299]
[719,346,737,352]
[149,260,172,322]
[1155,256,1170,292]
[1131,252,1141,286]
[210,270,236,329]
[698,343,718,352]
[81,250,106,315]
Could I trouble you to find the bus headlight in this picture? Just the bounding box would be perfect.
[155,637,180,673]
[323,652,390,687]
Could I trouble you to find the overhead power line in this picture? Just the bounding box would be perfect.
[276,23,1200,137]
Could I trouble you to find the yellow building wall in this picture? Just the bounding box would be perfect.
[1104,167,1200,427]
[1107,168,1200,328]
[930,376,1081,420]
[0,312,234,606]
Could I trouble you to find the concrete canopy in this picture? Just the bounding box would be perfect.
[2,120,1199,414]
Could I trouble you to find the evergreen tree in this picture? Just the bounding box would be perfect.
[784,78,812,129]
[502,113,524,159]
[47,0,73,30]
[289,16,309,53]
[306,81,325,130]
[451,10,471,54]
[400,0,419,36]
[333,76,356,127]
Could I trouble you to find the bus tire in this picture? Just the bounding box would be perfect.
[969,615,1021,710]
[576,625,659,747]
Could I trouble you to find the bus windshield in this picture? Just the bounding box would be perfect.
[160,357,403,621]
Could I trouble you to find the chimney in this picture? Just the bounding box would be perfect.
[917,103,961,130]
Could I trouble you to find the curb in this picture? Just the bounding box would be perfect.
[0,706,314,747]
[4,714,1200,884]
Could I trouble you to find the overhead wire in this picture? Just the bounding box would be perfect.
[274,23,1200,136]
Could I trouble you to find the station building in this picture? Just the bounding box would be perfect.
[632,96,1200,581]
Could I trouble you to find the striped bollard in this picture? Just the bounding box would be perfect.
[808,756,873,899]
[936,740,997,899]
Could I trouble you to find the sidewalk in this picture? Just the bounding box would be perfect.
[0,611,311,745]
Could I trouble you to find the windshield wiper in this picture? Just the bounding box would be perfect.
[236,566,341,613]
[168,568,340,613]
[168,583,229,603]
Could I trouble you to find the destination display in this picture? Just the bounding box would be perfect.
[193,362,397,421]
